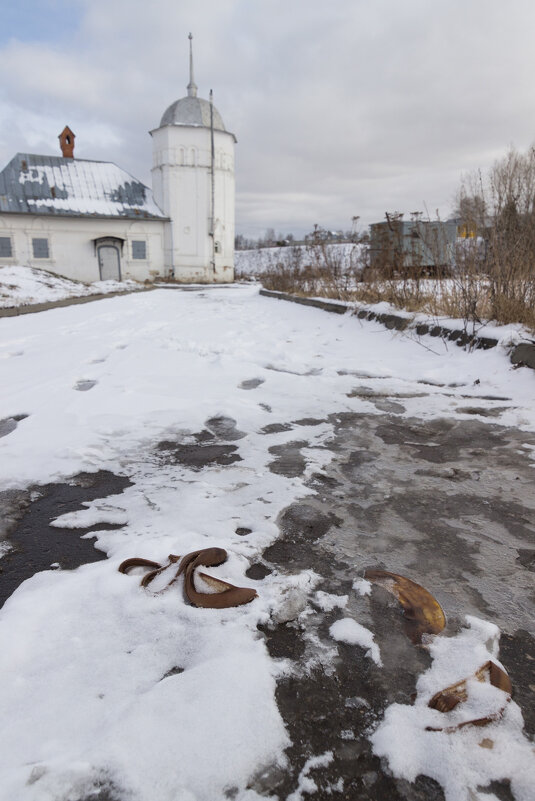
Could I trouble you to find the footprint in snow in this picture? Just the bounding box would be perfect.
[0,414,28,438]
[239,377,264,390]
[74,380,97,392]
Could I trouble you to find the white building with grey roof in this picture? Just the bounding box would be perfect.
[0,36,235,285]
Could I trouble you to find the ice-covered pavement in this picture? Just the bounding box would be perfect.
[0,285,534,801]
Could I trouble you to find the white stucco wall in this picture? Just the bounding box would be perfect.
[151,124,235,283]
[0,214,166,283]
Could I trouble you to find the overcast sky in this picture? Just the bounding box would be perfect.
[1,0,535,238]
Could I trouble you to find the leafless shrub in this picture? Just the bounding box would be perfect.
[254,148,535,335]
[454,145,535,330]
[259,224,366,300]
[362,212,456,313]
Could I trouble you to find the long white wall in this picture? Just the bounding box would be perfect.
[0,214,166,283]
[151,125,235,283]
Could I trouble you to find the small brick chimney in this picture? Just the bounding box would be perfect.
[59,126,75,158]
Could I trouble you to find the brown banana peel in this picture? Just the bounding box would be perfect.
[118,548,257,609]
[426,660,512,732]
[364,568,446,643]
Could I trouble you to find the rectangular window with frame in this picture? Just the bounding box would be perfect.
[132,240,147,260]
[0,236,12,257]
[32,238,50,259]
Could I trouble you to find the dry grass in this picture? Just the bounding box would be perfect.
[250,144,535,332]
[358,279,535,330]
[259,265,535,333]
[260,264,359,302]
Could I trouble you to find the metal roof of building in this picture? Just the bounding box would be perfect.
[0,153,167,219]
[157,33,235,140]
[159,95,228,132]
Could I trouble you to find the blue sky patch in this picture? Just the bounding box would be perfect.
[1,0,81,46]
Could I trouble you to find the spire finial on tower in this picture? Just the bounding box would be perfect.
[187,32,198,98]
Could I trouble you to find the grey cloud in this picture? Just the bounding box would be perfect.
[1,0,535,238]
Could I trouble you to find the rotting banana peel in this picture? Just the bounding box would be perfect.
[428,660,512,712]
[119,548,257,609]
[426,660,512,732]
[364,568,446,644]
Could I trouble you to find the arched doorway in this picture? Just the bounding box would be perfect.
[98,245,121,280]
[93,237,124,281]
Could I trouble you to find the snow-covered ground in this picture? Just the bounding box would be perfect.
[236,251,535,342]
[235,243,363,275]
[0,285,534,801]
[0,264,142,308]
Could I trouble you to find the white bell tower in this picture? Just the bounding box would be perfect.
[150,34,236,283]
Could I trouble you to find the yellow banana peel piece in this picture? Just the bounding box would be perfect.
[364,568,446,643]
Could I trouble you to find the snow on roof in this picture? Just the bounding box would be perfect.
[0,153,167,220]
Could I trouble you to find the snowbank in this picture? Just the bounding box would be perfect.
[0,264,142,309]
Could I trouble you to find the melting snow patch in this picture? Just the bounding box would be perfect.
[329,618,382,666]
[353,578,372,596]
[313,590,348,612]
[50,508,128,529]
[0,541,12,558]
[286,751,334,801]
[266,570,320,625]
[371,616,535,801]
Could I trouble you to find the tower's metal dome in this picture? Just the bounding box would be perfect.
[159,34,234,136]
[159,95,226,131]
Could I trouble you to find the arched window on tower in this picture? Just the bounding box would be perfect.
[189,147,196,166]
[179,147,185,166]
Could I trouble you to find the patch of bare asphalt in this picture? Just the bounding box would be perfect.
[76,779,123,801]
[0,471,131,609]
[455,406,512,417]
[268,441,309,478]
[246,562,272,580]
[205,415,246,441]
[347,385,512,405]
[293,417,324,427]
[156,416,244,469]
[261,422,294,435]
[249,411,535,800]
[347,386,428,399]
